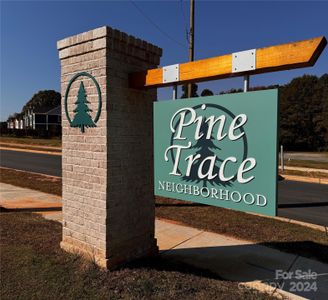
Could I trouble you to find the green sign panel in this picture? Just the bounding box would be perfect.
[154,89,278,216]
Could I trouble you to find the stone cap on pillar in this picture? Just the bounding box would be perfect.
[57,26,162,65]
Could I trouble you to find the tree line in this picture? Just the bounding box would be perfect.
[182,73,328,151]
[4,74,327,151]
[7,90,61,121]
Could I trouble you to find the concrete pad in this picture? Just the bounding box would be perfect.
[0,183,61,203]
[162,231,297,283]
[41,211,63,222]
[155,219,203,251]
[156,219,328,298]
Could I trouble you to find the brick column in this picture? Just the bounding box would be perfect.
[57,26,162,269]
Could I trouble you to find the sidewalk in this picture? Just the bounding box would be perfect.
[158,219,328,300]
[0,182,62,221]
[1,182,327,299]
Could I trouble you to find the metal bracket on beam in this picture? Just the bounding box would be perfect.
[232,49,256,73]
[163,64,179,84]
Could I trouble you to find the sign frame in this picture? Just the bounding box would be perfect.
[154,89,279,217]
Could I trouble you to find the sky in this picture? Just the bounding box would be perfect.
[1,0,328,121]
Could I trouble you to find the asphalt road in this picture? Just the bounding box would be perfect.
[1,149,327,226]
[0,149,61,177]
[278,180,328,226]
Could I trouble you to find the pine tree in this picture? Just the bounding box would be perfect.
[71,81,96,133]
[181,83,199,98]
[182,123,231,187]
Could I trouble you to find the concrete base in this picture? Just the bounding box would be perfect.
[60,239,108,268]
[60,238,158,270]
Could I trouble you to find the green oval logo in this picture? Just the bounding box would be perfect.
[64,72,102,133]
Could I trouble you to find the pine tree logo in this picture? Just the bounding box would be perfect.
[64,72,102,133]
[182,123,231,188]
[168,103,246,188]
[71,82,96,133]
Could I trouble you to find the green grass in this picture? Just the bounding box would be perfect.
[0,136,61,147]
[0,213,273,300]
[0,167,62,196]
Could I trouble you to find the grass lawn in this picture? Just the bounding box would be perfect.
[1,167,327,264]
[0,212,273,300]
[0,167,62,196]
[0,136,61,148]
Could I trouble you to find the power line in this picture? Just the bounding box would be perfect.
[130,1,187,49]
[180,0,190,44]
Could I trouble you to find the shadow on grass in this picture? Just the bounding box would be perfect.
[0,206,62,213]
[123,240,327,298]
[124,256,224,281]
[156,202,205,207]
[278,202,328,208]
[123,241,328,300]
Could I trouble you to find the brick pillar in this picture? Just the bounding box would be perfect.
[57,26,162,269]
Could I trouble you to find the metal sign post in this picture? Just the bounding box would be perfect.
[243,75,249,92]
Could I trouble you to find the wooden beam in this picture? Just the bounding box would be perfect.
[129,36,327,89]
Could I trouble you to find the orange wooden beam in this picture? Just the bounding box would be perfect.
[129,36,327,89]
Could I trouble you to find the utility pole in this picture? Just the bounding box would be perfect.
[187,0,195,98]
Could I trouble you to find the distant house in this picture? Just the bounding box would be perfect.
[7,105,61,133]
[7,113,24,129]
[24,106,61,131]
[7,117,15,129]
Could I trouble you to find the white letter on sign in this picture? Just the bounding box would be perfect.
[164,142,192,176]
[170,107,196,140]
[219,156,237,182]
[237,158,256,183]
[229,114,247,141]
[198,156,218,180]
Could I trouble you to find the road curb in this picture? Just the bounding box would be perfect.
[0,146,61,156]
[282,174,328,185]
[240,280,308,300]
[0,142,61,150]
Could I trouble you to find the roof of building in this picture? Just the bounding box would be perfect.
[34,105,61,115]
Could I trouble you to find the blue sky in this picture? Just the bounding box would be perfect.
[1,0,327,121]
